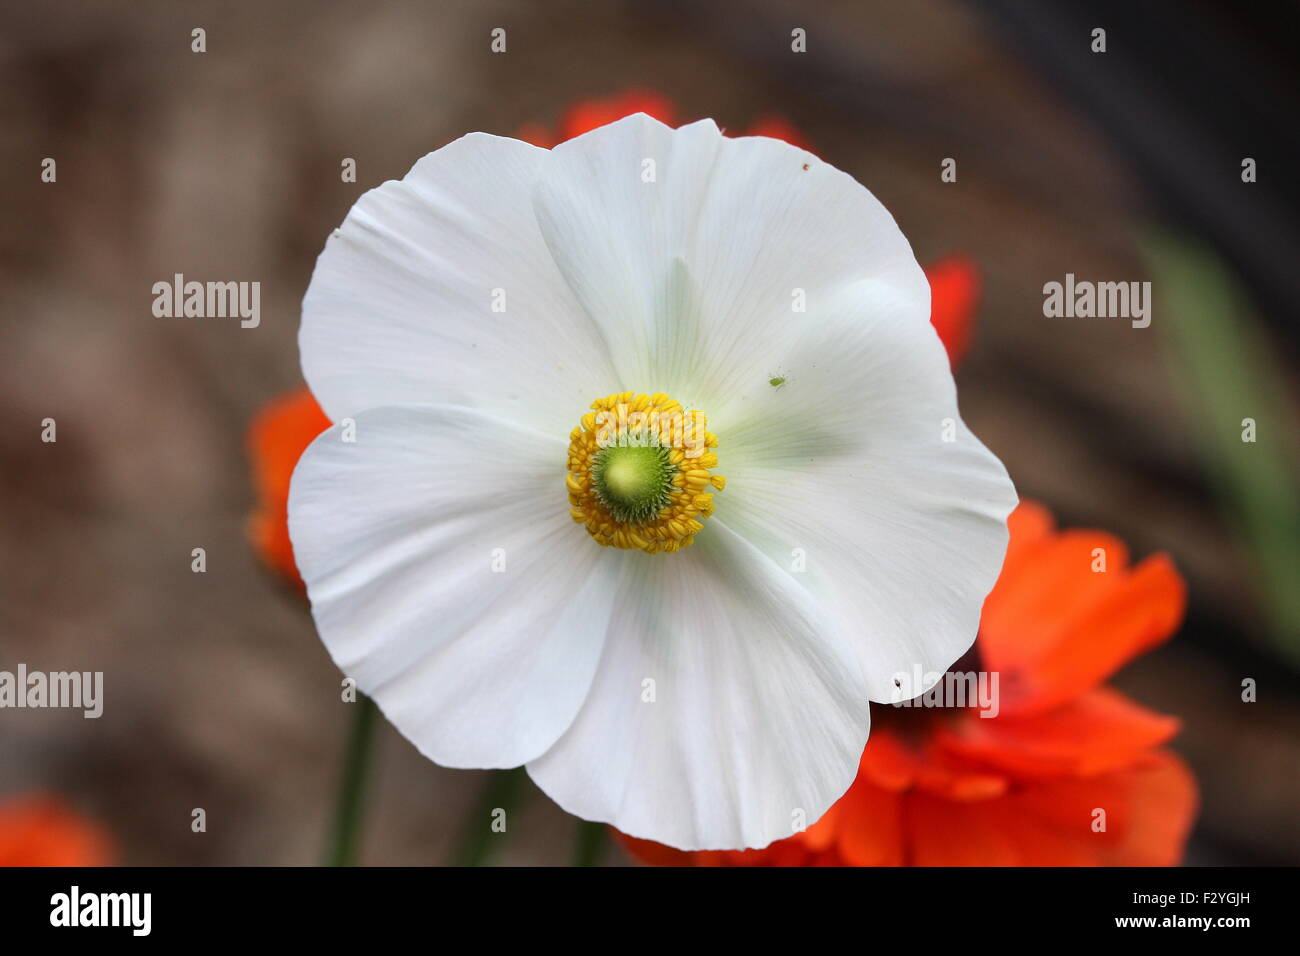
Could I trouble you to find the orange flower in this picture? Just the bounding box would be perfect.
[518,89,677,148]
[925,254,980,367]
[516,89,675,149]
[247,387,330,589]
[620,501,1197,866]
[515,88,809,150]
[0,794,113,866]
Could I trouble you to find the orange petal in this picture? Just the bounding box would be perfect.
[800,797,843,852]
[835,780,905,866]
[0,795,114,866]
[1028,554,1186,712]
[982,529,1133,668]
[905,791,1027,866]
[246,386,331,589]
[914,762,1009,801]
[1010,751,1198,865]
[858,728,921,791]
[937,686,1181,778]
[906,751,1197,866]
[740,838,818,867]
[998,499,1056,578]
[865,727,1008,802]
[924,255,980,368]
[979,510,1186,713]
[559,89,677,142]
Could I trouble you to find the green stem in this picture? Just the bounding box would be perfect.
[324,693,379,866]
[572,819,608,867]
[453,767,527,867]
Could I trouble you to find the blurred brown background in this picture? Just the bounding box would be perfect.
[1,0,1296,864]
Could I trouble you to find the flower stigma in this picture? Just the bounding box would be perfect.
[566,391,725,554]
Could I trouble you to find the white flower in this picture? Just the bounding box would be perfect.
[288,114,1017,851]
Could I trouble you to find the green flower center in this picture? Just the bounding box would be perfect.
[590,444,676,525]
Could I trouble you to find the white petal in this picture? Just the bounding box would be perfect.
[533,112,1013,701]
[526,522,870,851]
[717,292,1018,702]
[531,113,928,414]
[288,403,621,768]
[301,133,620,434]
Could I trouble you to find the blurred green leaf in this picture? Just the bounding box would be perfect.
[1144,232,1300,664]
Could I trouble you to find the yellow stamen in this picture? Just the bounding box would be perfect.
[566,391,725,554]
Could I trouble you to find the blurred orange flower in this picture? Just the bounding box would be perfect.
[619,501,1197,866]
[246,387,330,589]
[0,794,113,866]
[515,88,810,150]
[926,254,980,367]
[517,89,677,148]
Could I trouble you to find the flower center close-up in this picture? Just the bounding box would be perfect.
[565,391,726,554]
